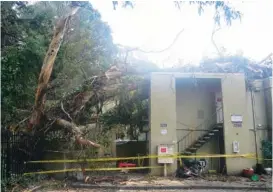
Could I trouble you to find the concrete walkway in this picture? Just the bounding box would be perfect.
[30,175,273,191]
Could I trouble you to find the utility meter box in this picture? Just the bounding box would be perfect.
[232,141,240,153]
[157,144,175,164]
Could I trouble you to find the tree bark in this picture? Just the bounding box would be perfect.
[29,6,80,129]
[55,118,100,147]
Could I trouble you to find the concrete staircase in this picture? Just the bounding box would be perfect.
[182,123,223,155]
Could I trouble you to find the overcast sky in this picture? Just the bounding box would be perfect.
[90,1,273,67]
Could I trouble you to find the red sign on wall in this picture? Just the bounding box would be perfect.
[160,147,167,153]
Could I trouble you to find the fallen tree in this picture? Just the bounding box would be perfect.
[26,2,105,147]
[14,1,272,151]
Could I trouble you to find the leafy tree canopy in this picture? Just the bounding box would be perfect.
[112,1,241,26]
[1,1,116,125]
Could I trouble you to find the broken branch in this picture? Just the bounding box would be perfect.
[55,118,100,148]
[61,101,73,121]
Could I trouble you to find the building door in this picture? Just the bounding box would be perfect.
[215,92,223,123]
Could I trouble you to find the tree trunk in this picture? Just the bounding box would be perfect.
[29,6,80,129]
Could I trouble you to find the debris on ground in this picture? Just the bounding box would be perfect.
[22,185,42,192]
[18,173,272,192]
[84,175,129,185]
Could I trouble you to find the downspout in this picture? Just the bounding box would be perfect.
[250,88,259,164]
[263,78,272,141]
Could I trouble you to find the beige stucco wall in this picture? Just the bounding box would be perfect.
[221,74,253,174]
[220,75,270,174]
[249,80,268,128]
[247,79,270,162]
[176,79,216,149]
[150,72,270,176]
[197,137,220,171]
[175,78,221,171]
[149,73,177,175]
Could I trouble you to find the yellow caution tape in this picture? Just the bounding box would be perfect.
[23,166,162,176]
[24,153,268,176]
[26,153,255,164]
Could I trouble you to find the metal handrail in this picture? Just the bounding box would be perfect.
[177,107,223,152]
[177,106,222,143]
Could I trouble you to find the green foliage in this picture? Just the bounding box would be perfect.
[1,2,25,49]
[1,174,47,192]
[1,1,53,124]
[1,1,116,125]
[188,1,241,26]
[261,140,272,167]
[100,77,149,139]
[50,2,117,100]
[113,1,241,26]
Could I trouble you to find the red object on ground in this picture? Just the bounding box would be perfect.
[243,168,254,177]
[118,162,137,168]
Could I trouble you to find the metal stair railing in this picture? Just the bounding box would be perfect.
[177,107,223,153]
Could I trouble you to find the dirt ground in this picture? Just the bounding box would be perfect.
[45,190,266,192]
[45,190,267,192]
[33,174,272,192]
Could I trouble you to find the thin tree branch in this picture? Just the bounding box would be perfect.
[117,28,185,54]
[61,101,73,121]
[257,53,273,66]
[211,26,222,57]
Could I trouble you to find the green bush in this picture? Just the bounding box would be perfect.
[261,140,272,168]
[1,174,47,192]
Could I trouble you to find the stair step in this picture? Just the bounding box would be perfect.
[189,148,197,151]
[203,136,210,139]
[212,129,219,132]
[183,151,192,155]
[198,140,206,143]
[208,133,215,136]
[194,143,202,146]
[215,124,223,128]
